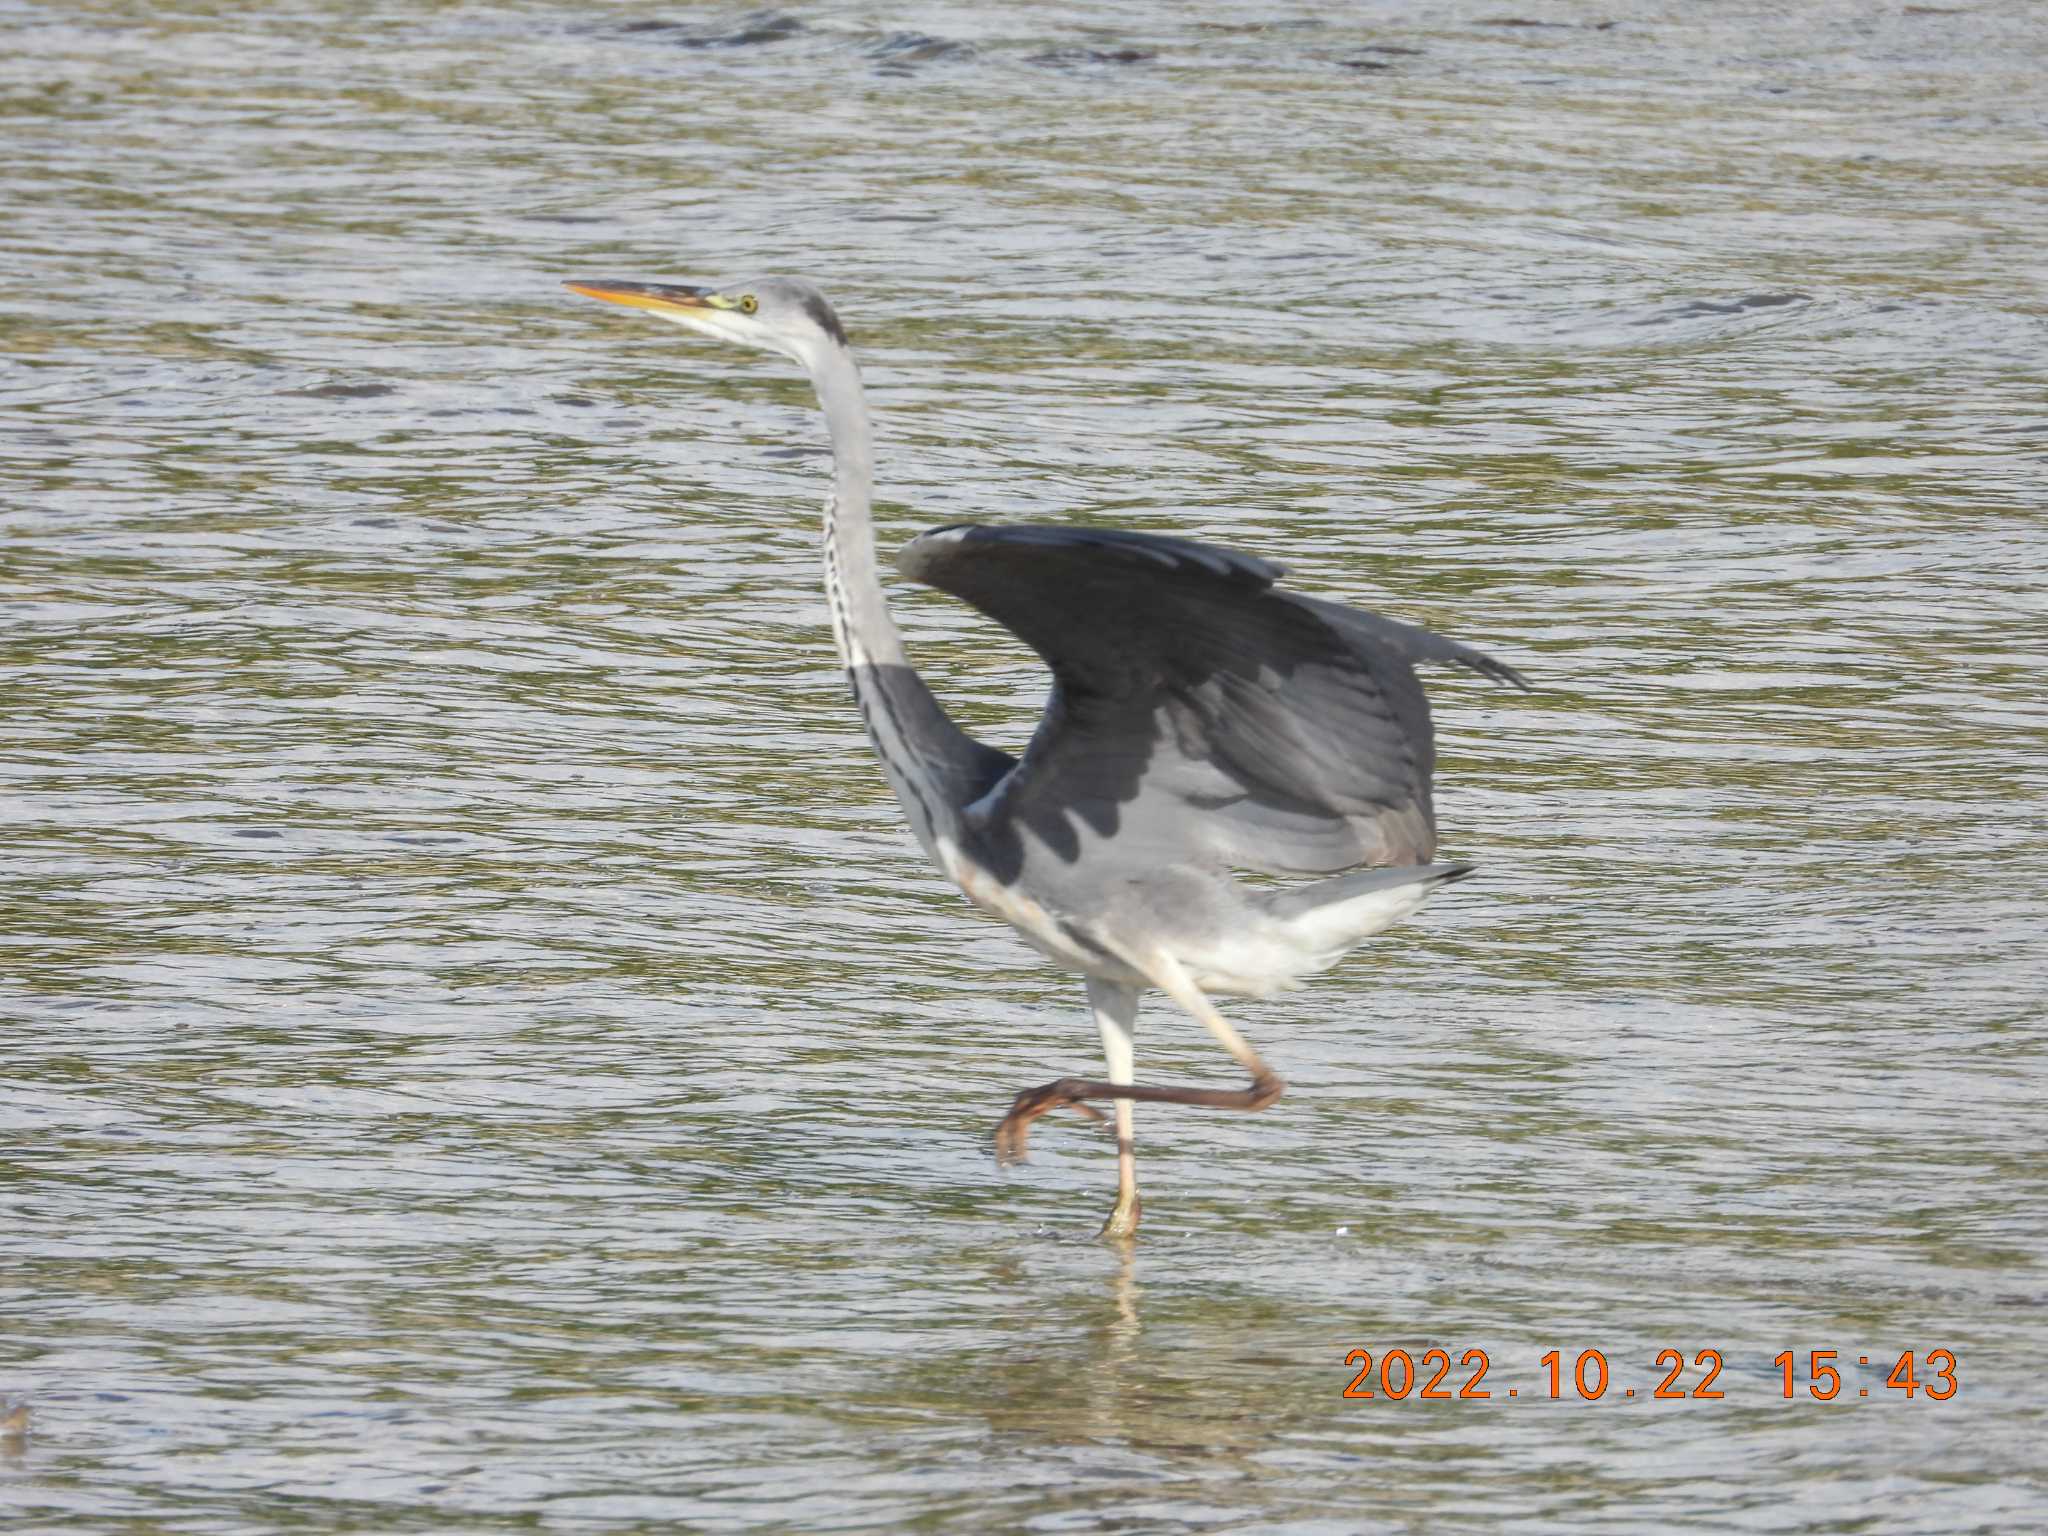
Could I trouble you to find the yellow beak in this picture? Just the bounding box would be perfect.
[563,280,720,316]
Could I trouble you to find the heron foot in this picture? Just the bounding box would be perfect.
[994,1070,1285,1164]
[993,1077,1103,1165]
[1099,1182,1141,1242]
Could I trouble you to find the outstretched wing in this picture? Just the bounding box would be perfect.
[896,523,1525,884]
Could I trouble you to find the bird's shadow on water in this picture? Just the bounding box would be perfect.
[879,1239,1228,1453]
[868,1226,1400,1464]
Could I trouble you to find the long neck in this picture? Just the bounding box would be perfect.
[807,343,996,859]
[811,348,906,673]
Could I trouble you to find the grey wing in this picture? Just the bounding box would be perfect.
[896,523,1526,884]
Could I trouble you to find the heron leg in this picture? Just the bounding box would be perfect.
[1145,952,1285,1104]
[992,957,1284,1173]
[1091,978,1142,1241]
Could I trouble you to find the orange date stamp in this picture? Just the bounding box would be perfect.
[1342,1348,1959,1401]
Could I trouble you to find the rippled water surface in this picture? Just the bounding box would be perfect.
[4,1,2046,1530]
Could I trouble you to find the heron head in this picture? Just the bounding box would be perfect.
[563,275,848,366]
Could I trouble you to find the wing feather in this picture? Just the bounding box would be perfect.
[897,523,1522,881]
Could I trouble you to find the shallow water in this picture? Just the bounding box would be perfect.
[3,1,2045,1530]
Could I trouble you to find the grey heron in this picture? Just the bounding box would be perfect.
[566,276,1527,1239]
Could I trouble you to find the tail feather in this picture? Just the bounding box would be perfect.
[1261,862,1474,924]
[1256,862,1474,965]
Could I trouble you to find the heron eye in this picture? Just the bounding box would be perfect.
[739,294,758,315]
